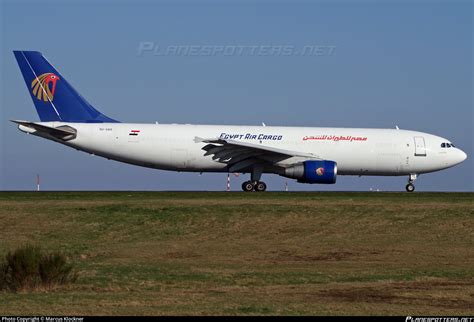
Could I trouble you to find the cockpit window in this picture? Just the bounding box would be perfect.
[441,142,455,148]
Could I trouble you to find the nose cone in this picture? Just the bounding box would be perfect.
[454,148,467,165]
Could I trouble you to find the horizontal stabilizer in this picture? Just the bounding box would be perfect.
[11,120,77,141]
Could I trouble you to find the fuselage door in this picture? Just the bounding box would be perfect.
[414,136,426,157]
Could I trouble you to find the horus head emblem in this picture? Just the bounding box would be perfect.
[316,167,325,176]
[31,73,60,102]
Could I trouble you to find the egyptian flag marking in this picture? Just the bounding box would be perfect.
[129,130,140,136]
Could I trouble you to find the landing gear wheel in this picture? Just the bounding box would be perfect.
[406,174,417,193]
[242,181,254,192]
[254,181,267,192]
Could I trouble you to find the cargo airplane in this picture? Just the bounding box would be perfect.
[12,51,467,192]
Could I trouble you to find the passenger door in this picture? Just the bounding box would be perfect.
[414,136,426,156]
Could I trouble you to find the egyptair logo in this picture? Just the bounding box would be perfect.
[31,73,60,102]
[316,167,325,176]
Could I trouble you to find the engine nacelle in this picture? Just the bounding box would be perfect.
[283,160,337,184]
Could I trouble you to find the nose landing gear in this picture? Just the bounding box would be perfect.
[406,183,415,192]
[406,174,417,192]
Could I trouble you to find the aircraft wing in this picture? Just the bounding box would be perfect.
[194,136,320,172]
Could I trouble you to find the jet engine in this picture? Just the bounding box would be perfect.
[283,160,337,184]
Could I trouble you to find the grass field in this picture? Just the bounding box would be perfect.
[0,192,472,315]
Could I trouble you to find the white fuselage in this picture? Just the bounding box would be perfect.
[25,122,467,177]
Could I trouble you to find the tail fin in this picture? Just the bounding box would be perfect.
[13,51,118,123]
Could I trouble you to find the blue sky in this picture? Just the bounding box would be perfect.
[0,0,472,191]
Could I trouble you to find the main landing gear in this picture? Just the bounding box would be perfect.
[406,174,417,193]
[242,180,267,192]
[241,165,267,192]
